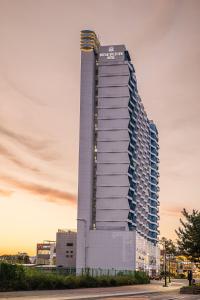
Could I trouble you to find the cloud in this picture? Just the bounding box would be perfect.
[160,206,184,217]
[2,75,47,106]
[0,144,41,173]
[0,124,58,161]
[0,174,76,205]
[0,189,13,197]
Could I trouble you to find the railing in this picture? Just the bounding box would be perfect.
[25,266,149,277]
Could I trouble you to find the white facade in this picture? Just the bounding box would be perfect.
[56,230,76,268]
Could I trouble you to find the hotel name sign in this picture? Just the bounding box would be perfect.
[99,46,124,61]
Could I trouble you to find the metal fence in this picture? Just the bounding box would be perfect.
[31,266,145,277]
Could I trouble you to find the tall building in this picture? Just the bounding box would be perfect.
[56,229,76,268]
[77,30,160,274]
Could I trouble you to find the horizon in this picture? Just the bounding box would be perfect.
[0,0,200,255]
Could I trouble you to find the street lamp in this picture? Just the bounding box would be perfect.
[159,239,168,287]
[168,253,175,284]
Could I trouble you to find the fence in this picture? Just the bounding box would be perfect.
[30,266,146,277]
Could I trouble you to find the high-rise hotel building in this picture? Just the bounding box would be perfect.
[77,30,160,274]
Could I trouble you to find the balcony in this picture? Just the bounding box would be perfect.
[151,163,158,171]
[151,147,158,155]
[150,155,157,163]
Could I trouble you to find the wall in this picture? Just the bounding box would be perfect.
[87,230,136,270]
[56,231,76,268]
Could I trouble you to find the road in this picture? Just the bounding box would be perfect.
[0,280,194,300]
[100,291,200,299]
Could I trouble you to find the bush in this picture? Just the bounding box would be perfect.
[0,263,27,291]
[175,273,187,279]
[0,263,150,291]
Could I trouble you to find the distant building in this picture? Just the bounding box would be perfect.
[160,252,199,278]
[56,229,76,268]
[36,241,56,265]
[29,256,36,264]
[0,252,30,264]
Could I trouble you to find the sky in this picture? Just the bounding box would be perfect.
[0,0,200,255]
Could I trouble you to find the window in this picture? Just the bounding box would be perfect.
[66,243,73,246]
[70,251,73,253]
[66,255,69,258]
[70,255,73,258]
[66,250,69,253]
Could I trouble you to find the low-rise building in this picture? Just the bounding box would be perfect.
[36,241,56,265]
[56,229,76,268]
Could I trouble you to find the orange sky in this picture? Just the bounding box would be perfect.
[0,0,200,255]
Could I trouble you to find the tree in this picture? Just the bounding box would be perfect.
[175,208,200,262]
[160,237,177,256]
[0,253,30,264]
[160,237,177,283]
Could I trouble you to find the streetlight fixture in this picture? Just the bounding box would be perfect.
[159,238,168,287]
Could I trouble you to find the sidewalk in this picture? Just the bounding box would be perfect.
[0,280,185,300]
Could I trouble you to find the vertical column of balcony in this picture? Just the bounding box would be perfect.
[127,60,150,238]
[134,101,150,239]
[137,108,150,239]
[127,61,138,230]
[148,122,159,244]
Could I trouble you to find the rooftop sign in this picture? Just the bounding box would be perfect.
[98,45,125,62]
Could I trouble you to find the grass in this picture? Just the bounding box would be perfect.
[0,262,150,291]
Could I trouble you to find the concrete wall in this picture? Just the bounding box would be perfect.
[87,230,136,270]
[56,231,76,268]
[76,50,96,269]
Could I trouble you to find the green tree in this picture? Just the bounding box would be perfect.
[160,237,177,283]
[175,208,200,262]
[0,253,30,264]
[161,237,177,256]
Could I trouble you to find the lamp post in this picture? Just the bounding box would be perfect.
[163,240,168,287]
[159,238,168,287]
[168,253,174,283]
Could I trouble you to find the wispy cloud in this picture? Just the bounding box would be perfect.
[0,189,13,197]
[0,174,76,205]
[161,205,184,217]
[0,124,59,161]
[0,144,41,173]
[2,75,47,106]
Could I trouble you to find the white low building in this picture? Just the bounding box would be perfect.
[56,229,76,268]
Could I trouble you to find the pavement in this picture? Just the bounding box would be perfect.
[103,293,200,299]
[0,280,187,300]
